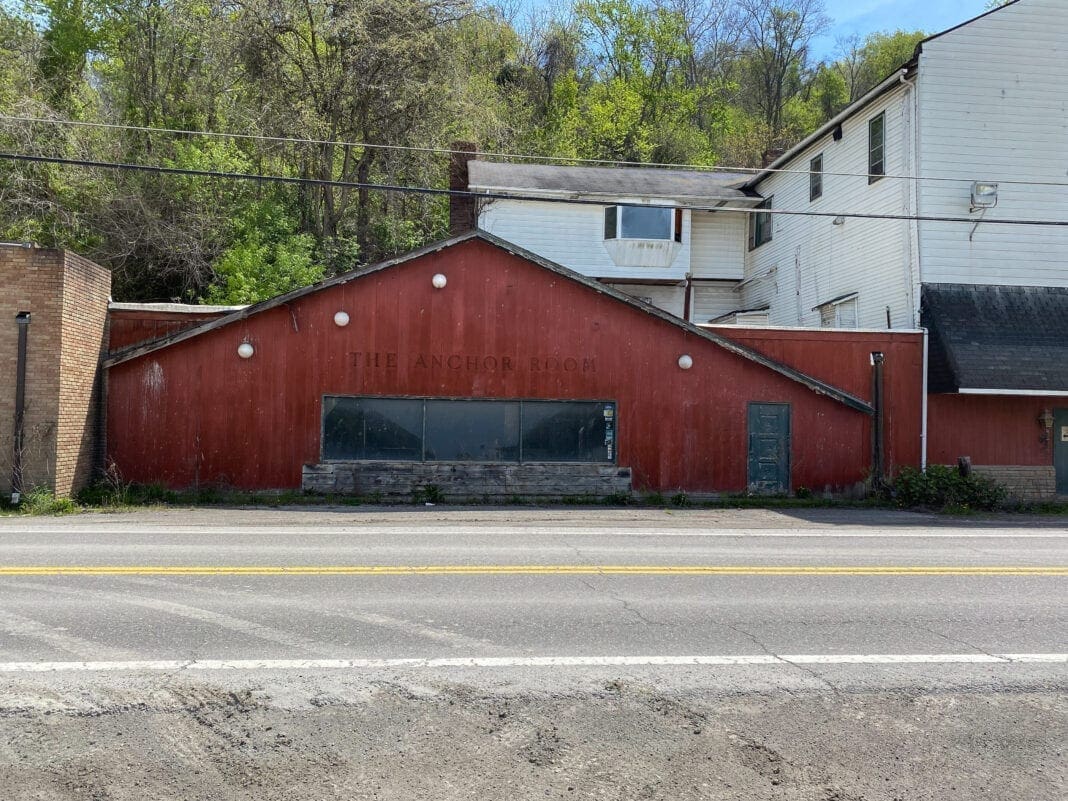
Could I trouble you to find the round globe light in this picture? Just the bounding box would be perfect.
[432,273,447,289]
[237,342,254,359]
[678,354,693,370]
[334,311,350,327]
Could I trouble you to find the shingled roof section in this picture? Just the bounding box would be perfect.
[921,283,1068,393]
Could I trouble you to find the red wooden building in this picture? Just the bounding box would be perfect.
[103,233,923,498]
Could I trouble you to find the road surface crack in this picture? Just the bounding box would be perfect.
[723,622,840,697]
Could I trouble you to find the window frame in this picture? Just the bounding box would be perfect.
[320,395,618,465]
[809,153,823,201]
[603,205,674,241]
[748,197,773,250]
[868,112,885,184]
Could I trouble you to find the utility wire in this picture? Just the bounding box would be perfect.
[3,151,1068,228]
[4,113,1068,189]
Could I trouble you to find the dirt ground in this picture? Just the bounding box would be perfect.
[1,668,1064,801]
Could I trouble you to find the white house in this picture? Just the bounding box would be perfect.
[454,0,1068,497]
[462,0,1067,330]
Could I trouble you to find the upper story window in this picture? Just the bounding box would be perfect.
[809,154,823,201]
[604,206,681,241]
[749,197,773,250]
[868,112,885,184]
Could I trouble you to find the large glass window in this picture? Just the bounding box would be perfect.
[322,397,616,463]
[521,401,612,462]
[424,400,520,462]
[322,396,423,460]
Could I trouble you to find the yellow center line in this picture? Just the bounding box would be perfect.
[0,565,1064,576]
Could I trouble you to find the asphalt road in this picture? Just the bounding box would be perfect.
[0,506,1064,800]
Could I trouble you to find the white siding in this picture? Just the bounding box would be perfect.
[690,210,745,279]
[609,283,685,318]
[478,198,691,282]
[692,281,742,323]
[916,0,1068,288]
[742,85,918,329]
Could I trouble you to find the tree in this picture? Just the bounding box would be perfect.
[735,0,829,151]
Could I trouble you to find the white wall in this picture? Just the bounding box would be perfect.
[690,210,745,279]
[916,0,1068,288]
[691,281,742,323]
[609,283,686,318]
[742,85,918,329]
[478,198,691,282]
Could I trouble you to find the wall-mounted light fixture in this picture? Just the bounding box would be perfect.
[678,354,693,370]
[832,215,845,226]
[237,342,254,359]
[334,311,350,327]
[1038,407,1054,446]
[432,273,447,289]
[970,181,998,212]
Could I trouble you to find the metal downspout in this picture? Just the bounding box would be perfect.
[11,311,30,504]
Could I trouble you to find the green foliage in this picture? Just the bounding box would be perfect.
[205,200,322,304]
[891,465,1007,512]
[670,492,689,507]
[19,488,78,515]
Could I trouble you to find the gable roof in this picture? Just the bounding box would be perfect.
[468,161,757,203]
[104,230,873,414]
[922,283,1068,394]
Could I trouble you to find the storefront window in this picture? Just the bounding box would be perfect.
[322,397,615,463]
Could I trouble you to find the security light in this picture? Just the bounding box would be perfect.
[432,273,447,289]
[678,354,693,370]
[237,342,254,359]
[970,181,998,211]
[334,311,350,327]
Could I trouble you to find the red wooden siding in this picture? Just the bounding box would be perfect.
[106,238,924,493]
[928,394,1059,466]
[109,309,232,352]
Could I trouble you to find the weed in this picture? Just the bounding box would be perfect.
[891,465,1006,512]
[642,492,666,506]
[602,492,631,506]
[20,488,78,515]
[670,492,689,507]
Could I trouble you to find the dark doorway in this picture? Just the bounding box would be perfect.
[748,403,791,495]
[1055,408,1068,496]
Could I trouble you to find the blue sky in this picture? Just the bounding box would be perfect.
[517,1,995,60]
[816,0,991,56]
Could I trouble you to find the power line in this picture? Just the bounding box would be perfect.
[3,151,1068,228]
[4,113,1068,189]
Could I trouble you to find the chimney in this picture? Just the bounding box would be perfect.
[449,141,478,236]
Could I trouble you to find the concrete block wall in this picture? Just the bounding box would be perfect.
[971,465,1057,502]
[0,245,110,498]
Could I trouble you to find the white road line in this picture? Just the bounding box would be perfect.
[0,526,1065,538]
[0,653,1063,673]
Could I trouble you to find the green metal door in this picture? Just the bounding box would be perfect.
[748,403,791,495]
[1055,408,1068,496]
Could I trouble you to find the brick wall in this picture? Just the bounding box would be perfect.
[0,244,110,498]
[57,252,112,496]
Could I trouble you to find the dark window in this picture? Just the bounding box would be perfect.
[868,113,885,183]
[424,400,520,462]
[322,397,616,463]
[604,206,672,240]
[322,396,424,460]
[673,208,683,242]
[521,401,613,462]
[604,206,617,239]
[621,206,672,239]
[809,154,823,201]
[749,197,773,249]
